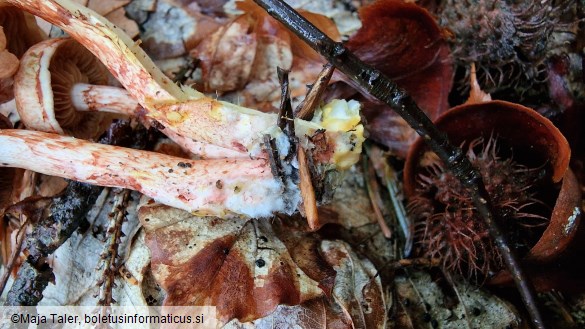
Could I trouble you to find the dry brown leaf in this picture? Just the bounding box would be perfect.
[138,202,333,324]
[87,0,131,16]
[192,14,258,92]
[225,240,386,328]
[0,28,18,80]
[192,0,341,110]
[138,0,223,59]
[340,0,453,158]
[104,7,140,38]
[321,240,386,329]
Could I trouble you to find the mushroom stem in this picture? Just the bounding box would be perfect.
[5,0,363,165]
[69,83,141,115]
[0,129,287,217]
[68,83,249,158]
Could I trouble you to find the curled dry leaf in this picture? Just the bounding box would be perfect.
[139,202,335,323]
[193,14,258,92]
[192,0,341,108]
[320,240,386,329]
[338,0,453,157]
[0,4,45,103]
[140,0,222,59]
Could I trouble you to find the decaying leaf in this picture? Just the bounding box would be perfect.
[392,270,521,328]
[139,202,331,323]
[321,240,386,329]
[224,241,386,329]
[193,14,258,92]
[191,0,341,109]
[139,0,223,59]
[139,199,388,326]
[338,0,453,157]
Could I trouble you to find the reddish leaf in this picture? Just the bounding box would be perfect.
[226,241,386,329]
[139,202,335,323]
[343,0,453,157]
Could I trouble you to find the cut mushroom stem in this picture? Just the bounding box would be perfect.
[69,83,141,115]
[6,0,364,166]
[68,83,248,159]
[0,129,290,218]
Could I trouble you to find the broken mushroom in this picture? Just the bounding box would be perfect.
[0,129,285,218]
[5,0,364,169]
[15,37,247,158]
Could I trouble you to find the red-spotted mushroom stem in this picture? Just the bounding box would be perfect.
[5,0,364,168]
[15,37,246,158]
[0,129,287,218]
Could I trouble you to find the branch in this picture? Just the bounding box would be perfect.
[251,0,546,328]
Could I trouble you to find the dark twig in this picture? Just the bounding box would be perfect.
[252,0,546,328]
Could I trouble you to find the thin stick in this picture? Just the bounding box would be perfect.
[295,63,334,120]
[252,1,546,328]
[97,188,131,306]
[362,153,392,238]
[0,215,29,296]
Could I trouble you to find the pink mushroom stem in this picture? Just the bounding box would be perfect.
[0,129,285,217]
[70,83,142,115]
[69,83,249,158]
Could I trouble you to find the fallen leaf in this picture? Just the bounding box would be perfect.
[392,270,521,328]
[339,0,453,157]
[321,240,386,329]
[193,14,258,92]
[192,0,341,109]
[104,7,140,38]
[140,0,223,59]
[139,202,333,323]
[225,240,386,329]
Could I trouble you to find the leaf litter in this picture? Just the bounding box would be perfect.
[0,0,584,328]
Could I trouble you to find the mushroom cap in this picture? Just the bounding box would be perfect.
[14,37,114,139]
